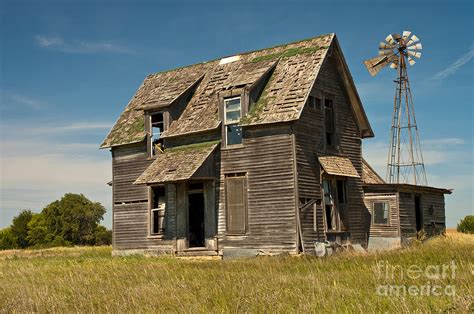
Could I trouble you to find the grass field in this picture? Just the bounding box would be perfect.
[0,233,473,312]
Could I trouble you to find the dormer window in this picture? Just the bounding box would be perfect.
[148,112,168,156]
[224,97,242,146]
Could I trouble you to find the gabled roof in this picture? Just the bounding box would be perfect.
[134,141,219,185]
[101,33,373,148]
[362,158,385,184]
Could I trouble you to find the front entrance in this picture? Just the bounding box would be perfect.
[188,192,205,247]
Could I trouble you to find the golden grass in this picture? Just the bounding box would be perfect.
[0,234,473,313]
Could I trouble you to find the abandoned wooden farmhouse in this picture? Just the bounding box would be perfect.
[101,33,451,257]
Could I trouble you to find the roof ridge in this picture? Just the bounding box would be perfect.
[146,33,334,78]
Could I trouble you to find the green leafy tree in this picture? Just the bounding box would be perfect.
[457,215,474,234]
[10,210,34,248]
[26,213,50,247]
[42,193,107,245]
[0,228,16,250]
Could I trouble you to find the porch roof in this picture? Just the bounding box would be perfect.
[134,141,219,185]
[318,155,360,178]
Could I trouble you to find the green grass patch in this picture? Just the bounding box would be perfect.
[0,234,472,312]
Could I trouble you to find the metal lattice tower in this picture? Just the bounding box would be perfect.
[364,31,427,185]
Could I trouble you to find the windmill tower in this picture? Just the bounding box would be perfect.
[364,31,427,186]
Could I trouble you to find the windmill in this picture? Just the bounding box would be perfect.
[364,31,427,186]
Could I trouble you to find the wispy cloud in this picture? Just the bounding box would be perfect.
[431,45,474,80]
[35,35,134,54]
[0,91,46,110]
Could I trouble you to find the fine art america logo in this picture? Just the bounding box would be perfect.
[375,260,457,297]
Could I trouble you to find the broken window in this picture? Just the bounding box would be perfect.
[151,186,166,234]
[224,97,242,146]
[225,173,247,234]
[150,112,165,156]
[323,178,348,231]
[373,202,389,225]
[324,98,335,147]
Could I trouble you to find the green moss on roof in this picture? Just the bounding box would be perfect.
[240,74,275,125]
[165,140,220,153]
[251,46,324,63]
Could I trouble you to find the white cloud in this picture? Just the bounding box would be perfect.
[35,35,134,54]
[431,46,474,80]
[0,91,45,110]
[0,120,113,228]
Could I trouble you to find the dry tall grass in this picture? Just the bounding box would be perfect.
[0,233,472,312]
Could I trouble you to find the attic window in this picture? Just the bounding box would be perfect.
[150,112,165,156]
[224,97,242,146]
[324,98,335,147]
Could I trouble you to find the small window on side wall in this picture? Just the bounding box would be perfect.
[307,96,322,110]
[224,97,242,146]
[151,186,166,234]
[373,202,389,225]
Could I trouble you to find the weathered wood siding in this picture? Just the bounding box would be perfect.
[218,129,297,252]
[294,54,368,250]
[363,193,399,238]
[399,191,446,240]
[112,143,174,251]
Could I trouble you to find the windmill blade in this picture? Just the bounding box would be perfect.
[407,43,423,50]
[385,34,396,45]
[379,49,394,56]
[408,57,416,66]
[407,50,422,59]
[402,31,412,41]
[363,54,395,76]
[410,34,420,42]
[379,41,395,49]
[390,61,398,69]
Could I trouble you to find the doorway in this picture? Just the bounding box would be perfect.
[188,192,205,247]
[415,195,422,232]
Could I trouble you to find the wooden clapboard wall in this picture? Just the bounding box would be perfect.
[217,127,298,252]
[294,53,368,250]
[112,143,174,252]
[363,193,400,238]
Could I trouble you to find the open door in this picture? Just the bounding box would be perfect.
[188,192,205,247]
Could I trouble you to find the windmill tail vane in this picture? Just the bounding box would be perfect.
[363,31,427,186]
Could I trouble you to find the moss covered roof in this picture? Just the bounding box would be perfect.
[101,34,334,148]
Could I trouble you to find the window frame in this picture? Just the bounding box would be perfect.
[149,185,166,236]
[223,96,243,147]
[146,110,170,158]
[224,173,248,235]
[322,177,349,232]
[372,201,390,226]
[323,96,336,148]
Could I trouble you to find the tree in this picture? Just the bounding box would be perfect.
[0,228,16,250]
[457,215,474,234]
[10,210,34,248]
[42,193,107,245]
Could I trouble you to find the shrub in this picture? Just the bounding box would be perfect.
[457,215,474,234]
[94,226,112,245]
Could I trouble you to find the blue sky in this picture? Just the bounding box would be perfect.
[1,0,472,228]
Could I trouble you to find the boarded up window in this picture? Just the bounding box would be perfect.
[225,175,247,234]
[373,202,389,225]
